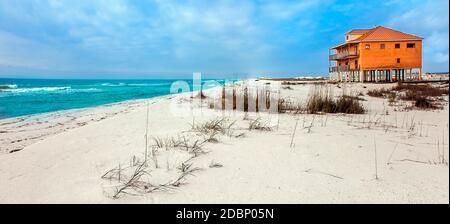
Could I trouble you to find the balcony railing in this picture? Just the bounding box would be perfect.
[329,50,359,60]
[329,65,360,72]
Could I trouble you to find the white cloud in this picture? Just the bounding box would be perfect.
[433,52,449,64]
[387,0,449,71]
[0,30,71,70]
[0,0,447,76]
[261,0,321,20]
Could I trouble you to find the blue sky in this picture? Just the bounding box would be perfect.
[0,0,448,79]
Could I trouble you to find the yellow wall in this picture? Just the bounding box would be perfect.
[346,34,363,42]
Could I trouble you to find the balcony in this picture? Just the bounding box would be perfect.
[329,50,359,60]
[329,65,360,72]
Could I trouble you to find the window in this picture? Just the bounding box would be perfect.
[397,58,401,63]
[380,43,385,49]
[365,44,370,49]
[395,43,401,48]
[407,43,416,48]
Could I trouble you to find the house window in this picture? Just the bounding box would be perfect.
[407,43,416,48]
[397,58,401,63]
[395,43,401,48]
[380,44,385,49]
[365,44,370,49]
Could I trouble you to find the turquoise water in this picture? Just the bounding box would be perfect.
[0,78,228,119]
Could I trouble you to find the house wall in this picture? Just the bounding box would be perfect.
[336,44,358,54]
[337,58,359,70]
[358,40,422,70]
[346,34,363,42]
[335,43,360,70]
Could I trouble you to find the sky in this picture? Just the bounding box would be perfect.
[0,0,448,79]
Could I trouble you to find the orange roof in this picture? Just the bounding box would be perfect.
[355,26,423,42]
[346,29,371,35]
[331,26,423,49]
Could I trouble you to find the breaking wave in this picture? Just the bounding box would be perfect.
[0,84,18,89]
[2,86,71,93]
[100,82,126,87]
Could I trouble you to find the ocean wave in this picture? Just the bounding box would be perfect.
[1,87,105,95]
[100,82,126,87]
[99,82,170,87]
[127,83,170,87]
[70,88,102,93]
[2,86,71,93]
[0,84,18,89]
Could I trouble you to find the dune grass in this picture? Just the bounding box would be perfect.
[306,87,365,114]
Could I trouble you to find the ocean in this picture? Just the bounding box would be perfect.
[0,78,229,119]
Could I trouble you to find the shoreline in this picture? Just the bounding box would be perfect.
[0,91,192,154]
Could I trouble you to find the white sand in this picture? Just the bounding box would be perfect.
[0,81,448,203]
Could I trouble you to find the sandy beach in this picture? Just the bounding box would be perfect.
[0,80,448,203]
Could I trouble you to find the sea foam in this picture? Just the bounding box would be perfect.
[2,86,71,93]
[0,84,18,89]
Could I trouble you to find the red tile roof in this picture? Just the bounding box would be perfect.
[355,26,423,42]
[346,29,371,35]
[332,26,423,49]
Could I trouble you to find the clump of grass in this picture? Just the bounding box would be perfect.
[335,96,365,114]
[367,88,392,98]
[306,87,365,114]
[306,87,336,114]
[152,136,182,150]
[191,90,207,99]
[394,83,448,100]
[209,161,224,168]
[393,83,449,97]
[278,98,303,114]
[393,83,448,109]
[342,95,366,101]
[103,153,204,199]
[282,81,304,85]
[177,162,202,174]
[170,162,202,187]
[151,134,207,156]
[191,117,236,137]
[179,136,206,156]
[414,97,437,109]
[388,92,397,104]
[102,159,154,199]
[248,118,273,131]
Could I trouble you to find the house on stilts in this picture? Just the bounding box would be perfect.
[329,26,423,82]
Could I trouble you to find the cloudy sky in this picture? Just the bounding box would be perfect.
[0,0,448,79]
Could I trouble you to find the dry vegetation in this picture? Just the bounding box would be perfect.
[248,118,273,131]
[215,84,366,115]
[101,114,273,199]
[367,88,392,98]
[306,87,365,114]
[96,80,449,200]
[367,83,449,110]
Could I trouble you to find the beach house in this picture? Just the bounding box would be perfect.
[329,26,423,82]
